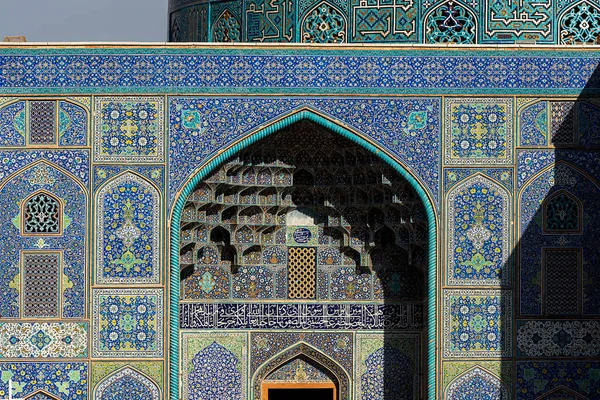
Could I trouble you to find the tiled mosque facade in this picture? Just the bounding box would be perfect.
[0,1,600,399]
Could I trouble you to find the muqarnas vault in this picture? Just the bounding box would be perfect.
[2,0,600,399]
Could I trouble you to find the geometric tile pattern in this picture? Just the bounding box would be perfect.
[93,97,164,162]
[0,322,87,358]
[92,289,163,358]
[22,252,60,318]
[96,172,160,284]
[444,289,513,358]
[519,100,548,147]
[519,163,600,316]
[29,101,56,145]
[444,98,514,165]
[1,44,600,400]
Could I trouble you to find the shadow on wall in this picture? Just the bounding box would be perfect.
[501,63,600,400]
[442,63,600,399]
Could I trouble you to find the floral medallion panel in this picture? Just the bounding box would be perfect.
[517,320,600,357]
[92,288,164,358]
[180,331,246,400]
[95,172,161,285]
[446,175,510,286]
[443,289,513,358]
[0,160,87,319]
[0,362,88,400]
[355,333,422,400]
[0,322,87,358]
[444,98,514,165]
[93,97,165,163]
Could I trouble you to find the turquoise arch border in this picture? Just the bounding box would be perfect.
[168,110,438,399]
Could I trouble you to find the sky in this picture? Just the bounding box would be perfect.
[1,0,168,42]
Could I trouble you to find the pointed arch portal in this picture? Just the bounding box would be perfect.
[169,110,438,399]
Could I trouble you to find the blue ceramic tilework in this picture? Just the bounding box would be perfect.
[0,161,86,319]
[444,98,513,165]
[231,266,275,299]
[58,101,87,146]
[92,289,164,358]
[519,100,548,147]
[516,320,600,357]
[96,172,161,285]
[0,150,89,187]
[180,331,246,400]
[516,362,600,399]
[96,367,160,400]
[355,333,422,400]
[519,164,600,315]
[0,101,25,146]
[444,168,513,193]
[0,51,599,94]
[446,175,510,286]
[0,322,87,358]
[170,0,599,45]
[517,149,600,189]
[245,0,295,42]
[180,303,423,330]
[93,165,164,192]
[444,289,513,358]
[578,101,600,145]
[250,331,353,377]
[93,97,165,163]
[169,97,441,204]
[0,362,88,399]
[446,367,509,400]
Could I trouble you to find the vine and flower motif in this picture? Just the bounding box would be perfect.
[302,3,346,43]
[560,2,600,44]
[426,1,476,44]
[213,10,241,43]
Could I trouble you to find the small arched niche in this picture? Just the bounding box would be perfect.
[253,343,349,400]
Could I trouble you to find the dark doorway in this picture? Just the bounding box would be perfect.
[268,388,334,400]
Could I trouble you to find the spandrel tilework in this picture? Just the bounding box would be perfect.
[0,43,599,399]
